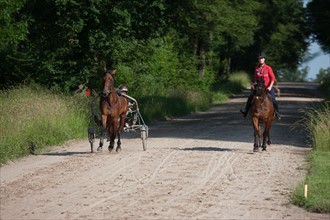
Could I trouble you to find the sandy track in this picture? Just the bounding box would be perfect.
[1,82,329,219]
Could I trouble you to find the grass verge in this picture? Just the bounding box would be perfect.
[292,101,330,213]
[212,71,250,104]
[0,84,89,165]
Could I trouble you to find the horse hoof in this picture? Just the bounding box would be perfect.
[108,146,114,152]
[267,140,272,145]
[253,147,259,152]
[262,148,267,151]
[116,147,121,153]
[97,147,103,151]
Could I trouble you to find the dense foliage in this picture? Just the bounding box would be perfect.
[306,0,330,53]
[0,0,312,94]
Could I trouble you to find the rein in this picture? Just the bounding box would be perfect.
[102,78,115,97]
[253,91,269,112]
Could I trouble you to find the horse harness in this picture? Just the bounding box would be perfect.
[101,77,120,114]
[252,90,271,113]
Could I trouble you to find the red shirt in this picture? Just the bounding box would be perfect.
[254,64,276,88]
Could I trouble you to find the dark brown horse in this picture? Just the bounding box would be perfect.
[249,79,274,152]
[97,68,128,153]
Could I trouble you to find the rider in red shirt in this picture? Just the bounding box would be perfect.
[240,53,281,119]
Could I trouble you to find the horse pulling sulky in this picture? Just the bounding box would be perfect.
[87,68,148,153]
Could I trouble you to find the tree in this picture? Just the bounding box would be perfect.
[0,0,30,85]
[236,0,308,78]
[0,0,28,51]
[0,0,312,92]
[307,0,330,53]
[278,66,308,81]
[166,0,260,80]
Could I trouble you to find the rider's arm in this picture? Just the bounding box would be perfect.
[268,81,274,91]
[267,65,276,91]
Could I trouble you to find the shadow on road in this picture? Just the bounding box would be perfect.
[40,151,90,156]
[178,147,234,152]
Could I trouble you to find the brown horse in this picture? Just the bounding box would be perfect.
[97,68,128,153]
[249,79,274,152]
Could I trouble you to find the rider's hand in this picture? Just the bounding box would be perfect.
[266,87,271,92]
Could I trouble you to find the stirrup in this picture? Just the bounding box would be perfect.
[274,111,281,120]
[276,113,281,120]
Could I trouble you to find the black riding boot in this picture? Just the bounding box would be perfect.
[240,94,253,118]
[273,102,281,120]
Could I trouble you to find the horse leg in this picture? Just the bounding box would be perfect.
[108,124,115,152]
[116,133,121,153]
[252,118,259,152]
[262,128,267,151]
[258,123,262,148]
[266,119,273,146]
[97,115,107,151]
[253,130,259,152]
[116,113,127,153]
[109,118,119,152]
[97,127,106,151]
[262,120,273,151]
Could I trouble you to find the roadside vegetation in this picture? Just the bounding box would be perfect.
[292,75,330,213]
[0,72,249,166]
[0,84,90,165]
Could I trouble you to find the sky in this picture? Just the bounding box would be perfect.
[300,42,330,80]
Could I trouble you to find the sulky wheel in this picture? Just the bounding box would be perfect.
[140,125,148,151]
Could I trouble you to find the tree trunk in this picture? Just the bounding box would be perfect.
[197,38,206,80]
[226,56,231,77]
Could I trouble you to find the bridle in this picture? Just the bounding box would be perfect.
[102,73,115,97]
[101,73,119,112]
[253,80,268,111]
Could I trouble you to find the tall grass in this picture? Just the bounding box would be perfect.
[139,89,212,122]
[139,71,250,122]
[292,101,330,213]
[0,84,89,165]
[299,102,330,152]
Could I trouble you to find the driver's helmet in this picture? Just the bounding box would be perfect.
[119,85,128,93]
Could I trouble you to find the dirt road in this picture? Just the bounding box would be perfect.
[1,82,329,220]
